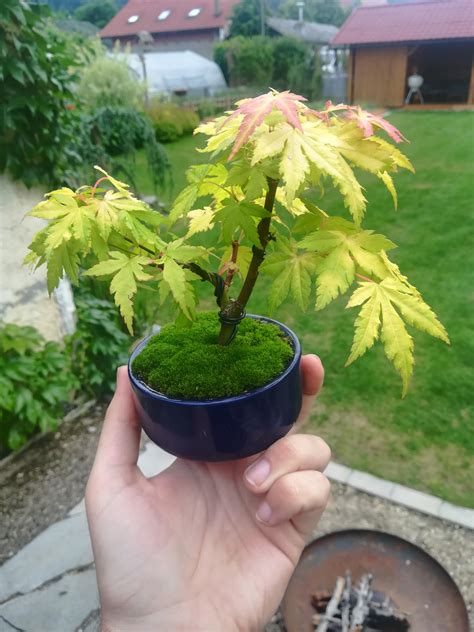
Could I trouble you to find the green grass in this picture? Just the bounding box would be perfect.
[128,112,474,506]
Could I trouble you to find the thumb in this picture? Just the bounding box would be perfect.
[93,366,141,472]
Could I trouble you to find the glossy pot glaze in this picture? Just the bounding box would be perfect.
[128,315,302,462]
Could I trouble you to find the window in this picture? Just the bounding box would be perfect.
[187,7,201,17]
[158,9,171,20]
[127,14,139,23]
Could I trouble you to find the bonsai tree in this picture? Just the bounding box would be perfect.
[25,90,448,397]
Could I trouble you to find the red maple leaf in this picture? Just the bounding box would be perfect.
[346,106,407,143]
[225,91,306,160]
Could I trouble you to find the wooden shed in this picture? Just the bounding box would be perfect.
[332,0,474,107]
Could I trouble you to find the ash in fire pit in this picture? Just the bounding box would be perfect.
[312,570,409,631]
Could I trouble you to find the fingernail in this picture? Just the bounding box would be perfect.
[245,458,271,486]
[256,502,272,524]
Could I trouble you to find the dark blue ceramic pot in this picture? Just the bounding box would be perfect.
[128,315,302,462]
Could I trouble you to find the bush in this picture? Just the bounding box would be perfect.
[88,106,149,155]
[59,106,170,193]
[0,324,78,451]
[77,54,145,109]
[214,36,273,88]
[66,289,130,398]
[0,1,78,186]
[271,37,308,90]
[147,102,200,143]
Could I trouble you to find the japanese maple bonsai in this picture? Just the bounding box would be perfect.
[25,91,449,460]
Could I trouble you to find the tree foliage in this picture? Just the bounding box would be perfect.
[0,0,79,186]
[25,91,449,394]
[229,0,268,37]
[74,0,117,28]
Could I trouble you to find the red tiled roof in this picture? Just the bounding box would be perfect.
[100,0,239,39]
[332,0,474,46]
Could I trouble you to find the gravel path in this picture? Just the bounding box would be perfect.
[1,414,472,630]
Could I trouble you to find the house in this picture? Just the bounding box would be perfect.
[100,0,240,59]
[332,0,474,106]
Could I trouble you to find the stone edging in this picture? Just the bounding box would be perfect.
[325,461,474,531]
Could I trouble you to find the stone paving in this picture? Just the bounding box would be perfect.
[0,443,472,632]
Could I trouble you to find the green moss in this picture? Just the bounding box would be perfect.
[131,312,295,400]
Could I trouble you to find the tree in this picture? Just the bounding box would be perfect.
[229,0,268,37]
[75,0,117,28]
[279,0,349,27]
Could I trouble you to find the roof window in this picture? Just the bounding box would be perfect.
[158,9,171,20]
[127,14,139,23]
[188,8,202,18]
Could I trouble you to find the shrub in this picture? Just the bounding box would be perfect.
[214,36,273,88]
[271,37,308,90]
[59,107,170,193]
[147,102,200,143]
[0,1,78,186]
[88,106,150,155]
[0,324,78,451]
[66,289,130,398]
[77,54,145,109]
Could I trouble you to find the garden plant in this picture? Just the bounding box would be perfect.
[25,90,449,459]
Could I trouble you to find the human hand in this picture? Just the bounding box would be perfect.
[86,355,330,632]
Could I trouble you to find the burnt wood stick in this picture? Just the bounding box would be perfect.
[349,573,373,631]
[316,576,345,632]
[341,570,352,632]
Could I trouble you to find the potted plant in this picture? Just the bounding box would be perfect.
[25,90,449,461]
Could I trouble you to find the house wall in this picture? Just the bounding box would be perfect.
[104,29,221,60]
[351,46,407,106]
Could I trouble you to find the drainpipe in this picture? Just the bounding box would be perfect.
[214,0,221,16]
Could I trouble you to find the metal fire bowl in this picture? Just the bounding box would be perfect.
[282,529,469,632]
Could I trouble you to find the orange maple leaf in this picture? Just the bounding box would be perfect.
[225,91,306,160]
[346,107,407,143]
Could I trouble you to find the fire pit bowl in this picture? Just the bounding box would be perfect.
[282,529,469,632]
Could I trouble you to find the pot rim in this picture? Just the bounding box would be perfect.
[128,314,301,407]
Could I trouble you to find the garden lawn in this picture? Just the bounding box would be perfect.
[132,112,474,507]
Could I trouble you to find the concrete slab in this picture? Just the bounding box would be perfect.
[0,174,65,341]
[0,568,98,632]
[347,470,395,498]
[439,501,474,530]
[0,513,93,602]
[325,461,351,484]
[390,484,443,516]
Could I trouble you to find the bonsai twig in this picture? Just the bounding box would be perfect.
[224,240,240,289]
[217,177,279,345]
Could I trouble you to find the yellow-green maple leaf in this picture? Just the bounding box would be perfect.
[379,291,414,397]
[85,252,152,333]
[345,284,381,365]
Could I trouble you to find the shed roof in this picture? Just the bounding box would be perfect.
[332,0,474,46]
[267,17,338,44]
[100,0,239,39]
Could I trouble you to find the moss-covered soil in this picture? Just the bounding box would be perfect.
[132,312,294,400]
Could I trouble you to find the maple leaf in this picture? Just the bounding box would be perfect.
[186,207,216,237]
[379,278,449,344]
[345,284,381,365]
[45,242,80,294]
[345,278,449,395]
[162,257,196,319]
[85,252,152,333]
[214,200,269,246]
[169,164,229,224]
[346,107,407,144]
[263,238,318,312]
[225,90,306,160]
